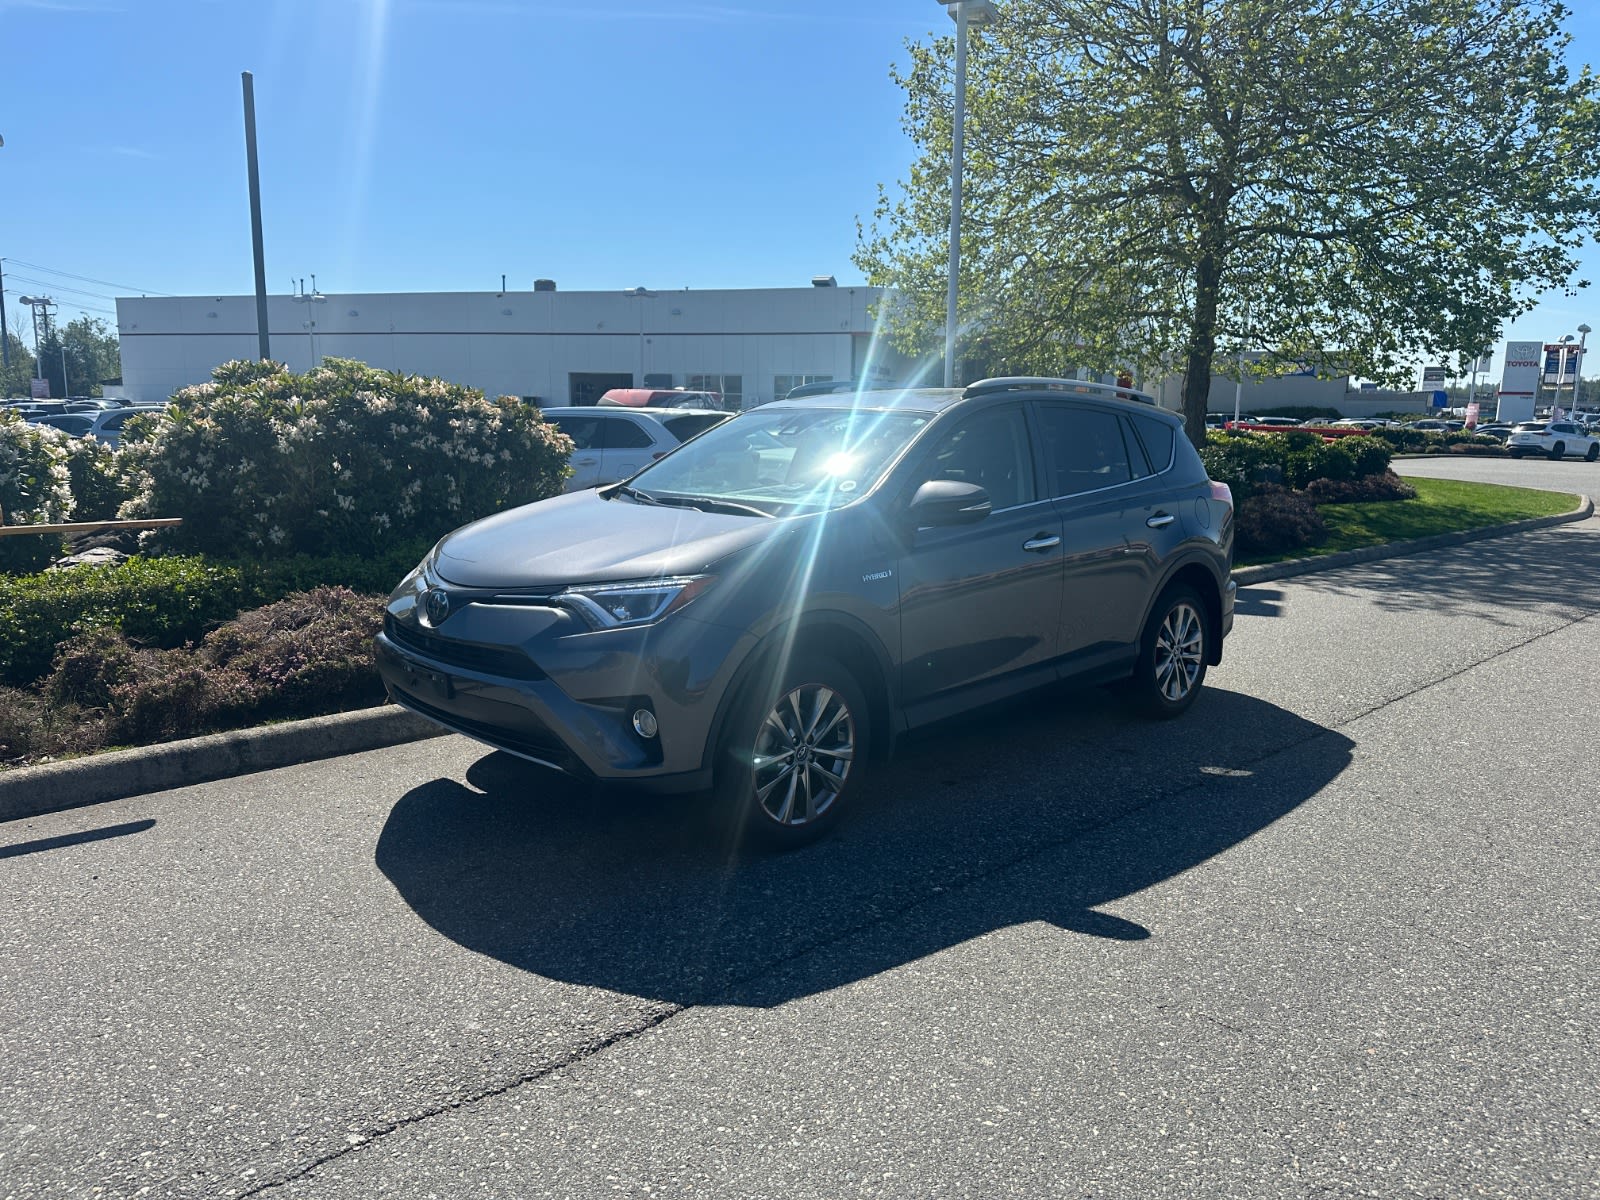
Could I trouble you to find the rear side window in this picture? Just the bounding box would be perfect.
[604,417,656,449]
[660,413,727,442]
[1129,413,1177,472]
[1035,404,1135,497]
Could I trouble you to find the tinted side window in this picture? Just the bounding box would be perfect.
[1130,412,1177,472]
[660,413,727,442]
[921,407,1036,511]
[604,417,655,449]
[1120,416,1153,479]
[1036,405,1134,497]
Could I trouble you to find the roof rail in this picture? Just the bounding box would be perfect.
[962,376,1157,406]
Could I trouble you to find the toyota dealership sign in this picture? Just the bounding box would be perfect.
[1497,340,1542,423]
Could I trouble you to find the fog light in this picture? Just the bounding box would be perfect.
[632,709,658,738]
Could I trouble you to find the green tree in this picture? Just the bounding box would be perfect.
[37,316,121,399]
[1,329,37,399]
[856,0,1600,444]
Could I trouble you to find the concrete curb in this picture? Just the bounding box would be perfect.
[4,494,1592,825]
[1232,493,1593,586]
[0,706,448,824]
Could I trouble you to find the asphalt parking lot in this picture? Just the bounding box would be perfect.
[2,509,1597,1198]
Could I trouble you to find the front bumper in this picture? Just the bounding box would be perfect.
[375,594,753,792]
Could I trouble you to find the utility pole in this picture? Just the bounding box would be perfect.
[1,258,10,372]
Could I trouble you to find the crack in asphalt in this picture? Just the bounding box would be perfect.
[245,605,1597,1195]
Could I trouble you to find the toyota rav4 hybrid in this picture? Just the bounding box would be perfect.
[376,378,1237,846]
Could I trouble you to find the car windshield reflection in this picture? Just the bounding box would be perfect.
[625,407,931,514]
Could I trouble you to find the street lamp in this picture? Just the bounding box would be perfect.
[1576,323,1591,415]
[939,0,996,388]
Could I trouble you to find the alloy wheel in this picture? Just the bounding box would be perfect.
[1154,601,1205,703]
[751,684,856,827]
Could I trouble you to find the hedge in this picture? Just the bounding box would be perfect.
[0,539,433,688]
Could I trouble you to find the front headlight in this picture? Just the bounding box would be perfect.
[557,576,715,629]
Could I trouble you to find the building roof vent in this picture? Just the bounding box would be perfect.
[533,279,557,292]
[811,274,838,288]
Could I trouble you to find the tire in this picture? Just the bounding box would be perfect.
[713,654,870,849]
[1550,442,1565,461]
[1128,584,1209,719]
[1586,444,1598,462]
[1509,449,1523,459]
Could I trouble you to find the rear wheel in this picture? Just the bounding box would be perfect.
[1509,449,1524,459]
[714,655,869,848]
[1550,442,1566,461]
[1128,584,1209,719]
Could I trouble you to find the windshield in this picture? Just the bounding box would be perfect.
[626,406,931,514]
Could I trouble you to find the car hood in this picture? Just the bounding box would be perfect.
[431,488,780,589]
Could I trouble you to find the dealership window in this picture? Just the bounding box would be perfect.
[774,374,831,400]
[686,374,742,408]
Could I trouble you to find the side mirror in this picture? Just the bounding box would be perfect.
[908,479,992,527]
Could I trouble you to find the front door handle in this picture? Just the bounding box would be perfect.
[1022,534,1062,553]
[1146,513,1176,529]
[574,456,599,466]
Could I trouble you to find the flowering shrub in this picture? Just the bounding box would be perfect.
[61,435,135,521]
[121,357,573,557]
[0,411,72,574]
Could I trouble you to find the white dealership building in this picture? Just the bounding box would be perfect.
[114,279,916,408]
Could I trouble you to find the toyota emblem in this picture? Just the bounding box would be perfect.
[422,587,451,627]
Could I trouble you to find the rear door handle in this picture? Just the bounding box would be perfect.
[574,457,599,466]
[1022,534,1062,553]
[1146,513,1176,529]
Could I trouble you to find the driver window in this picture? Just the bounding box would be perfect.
[921,407,1035,511]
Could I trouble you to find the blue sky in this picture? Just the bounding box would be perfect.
[1,0,1597,385]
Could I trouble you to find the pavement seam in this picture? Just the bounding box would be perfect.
[237,1002,684,1198]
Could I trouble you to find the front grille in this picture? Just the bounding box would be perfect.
[385,616,544,681]
[391,686,584,775]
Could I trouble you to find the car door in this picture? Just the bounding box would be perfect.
[596,414,658,484]
[1032,401,1166,656]
[894,404,1065,714]
[548,414,605,490]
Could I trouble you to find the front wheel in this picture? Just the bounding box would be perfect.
[1586,444,1598,462]
[1128,585,1210,719]
[714,655,870,848]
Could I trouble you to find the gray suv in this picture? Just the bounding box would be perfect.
[376,378,1237,846]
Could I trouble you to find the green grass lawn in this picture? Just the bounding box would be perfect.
[1246,477,1579,565]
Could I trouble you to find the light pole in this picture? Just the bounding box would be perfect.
[1576,323,1591,415]
[291,277,326,368]
[939,0,996,388]
[626,286,654,385]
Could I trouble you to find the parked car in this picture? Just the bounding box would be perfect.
[375,377,1237,846]
[27,404,165,448]
[784,380,863,400]
[1505,420,1600,460]
[596,388,739,412]
[1251,417,1302,427]
[1474,424,1514,441]
[1411,419,1452,431]
[541,407,732,491]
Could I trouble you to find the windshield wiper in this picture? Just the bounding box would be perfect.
[613,483,661,506]
[654,494,776,519]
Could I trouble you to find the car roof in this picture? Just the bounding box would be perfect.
[539,406,727,422]
[760,377,1172,419]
